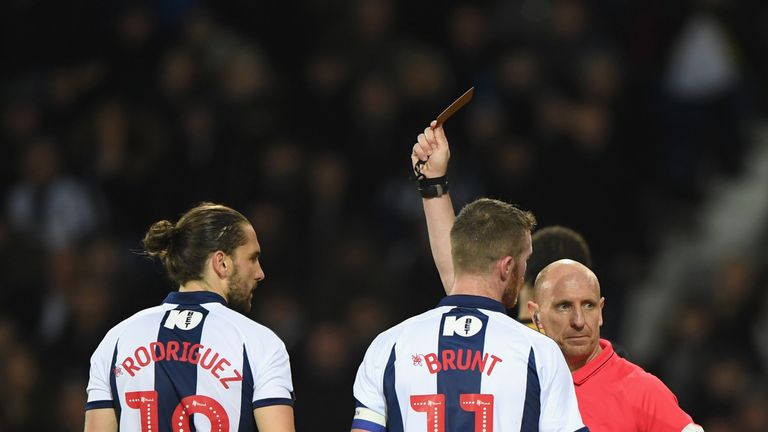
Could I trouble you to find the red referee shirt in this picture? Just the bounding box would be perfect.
[573,339,697,432]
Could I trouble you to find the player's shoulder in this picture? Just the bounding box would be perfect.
[375,310,433,341]
[108,304,169,338]
[364,308,443,354]
[492,315,567,369]
[92,304,170,353]
[489,312,561,351]
[485,309,531,331]
[204,303,286,347]
[519,325,565,365]
[524,324,561,349]
[204,302,262,327]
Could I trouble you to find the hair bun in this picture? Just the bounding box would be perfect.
[142,220,176,257]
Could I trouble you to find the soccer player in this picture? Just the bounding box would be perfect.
[84,203,295,432]
[351,198,587,432]
[411,121,703,432]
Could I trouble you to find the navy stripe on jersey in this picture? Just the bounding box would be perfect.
[163,290,227,306]
[383,346,404,432]
[437,306,490,432]
[352,419,386,432]
[85,400,114,410]
[239,346,257,431]
[520,347,541,432]
[252,398,295,408]
[437,295,506,314]
[155,304,210,432]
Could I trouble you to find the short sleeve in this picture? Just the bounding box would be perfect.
[351,334,391,430]
[251,337,295,408]
[85,334,117,410]
[634,374,695,432]
[538,344,587,432]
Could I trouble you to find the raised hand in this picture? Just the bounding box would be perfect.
[411,120,450,179]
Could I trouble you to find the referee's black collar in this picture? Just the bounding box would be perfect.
[438,295,506,314]
[163,291,228,306]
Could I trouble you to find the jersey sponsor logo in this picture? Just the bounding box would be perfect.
[163,310,204,330]
[422,349,503,376]
[442,315,483,337]
[118,341,244,389]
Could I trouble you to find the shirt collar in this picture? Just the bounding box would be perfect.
[572,338,614,385]
[162,291,228,306]
[437,295,507,314]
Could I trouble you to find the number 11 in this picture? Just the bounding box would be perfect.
[410,393,494,432]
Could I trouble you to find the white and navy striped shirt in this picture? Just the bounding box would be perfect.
[352,295,587,432]
[86,291,294,431]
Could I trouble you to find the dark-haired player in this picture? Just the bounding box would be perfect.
[85,203,295,431]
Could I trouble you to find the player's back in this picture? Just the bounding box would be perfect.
[86,291,294,432]
[352,295,586,432]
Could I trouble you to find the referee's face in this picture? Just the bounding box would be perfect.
[226,224,266,313]
[536,265,604,371]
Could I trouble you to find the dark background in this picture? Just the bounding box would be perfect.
[1,0,767,430]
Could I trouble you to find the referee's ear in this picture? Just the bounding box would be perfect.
[528,301,544,332]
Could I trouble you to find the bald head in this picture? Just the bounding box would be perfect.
[533,259,600,302]
[530,259,605,371]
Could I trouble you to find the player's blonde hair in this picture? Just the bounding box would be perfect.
[451,198,536,276]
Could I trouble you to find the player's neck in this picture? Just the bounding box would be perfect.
[179,279,227,300]
[451,274,504,303]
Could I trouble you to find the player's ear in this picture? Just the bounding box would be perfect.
[211,250,229,279]
[499,256,514,281]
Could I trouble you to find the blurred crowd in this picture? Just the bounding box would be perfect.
[1,0,767,430]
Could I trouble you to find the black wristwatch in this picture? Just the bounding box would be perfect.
[418,176,449,198]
